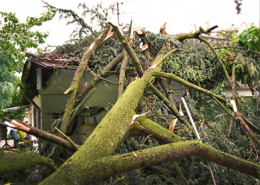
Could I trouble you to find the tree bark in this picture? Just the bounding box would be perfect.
[0,121,78,151]
[0,149,56,175]
[152,71,226,103]
[118,51,128,97]
[39,140,260,185]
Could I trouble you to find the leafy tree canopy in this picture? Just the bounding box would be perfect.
[236,24,260,52]
[0,9,55,109]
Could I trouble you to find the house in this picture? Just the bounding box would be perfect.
[227,22,249,34]
[21,53,119,144]
[224,85,258,111]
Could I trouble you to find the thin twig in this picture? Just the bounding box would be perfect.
[54,127,79,150]
[87,66,119,85]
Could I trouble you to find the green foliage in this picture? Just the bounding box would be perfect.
[0,9,55,109]
[0,10,55,72]
[236,24,260,51]
[0,81,14,109]
[216,25,260,94]
[163,42,222,87]
[0,52,15,109]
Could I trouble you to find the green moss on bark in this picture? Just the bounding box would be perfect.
[0,150,56,175]
[135,117,182,143]
[40,140,260,185]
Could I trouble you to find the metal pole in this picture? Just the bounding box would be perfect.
[181,97,201,140]
[181,97,216,185]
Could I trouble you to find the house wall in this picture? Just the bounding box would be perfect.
[41,94,68,131]
[225,89,257,111]
[225,89,253,97]
[37,69,119,144]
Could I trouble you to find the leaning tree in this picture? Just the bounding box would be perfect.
[1,2,260,185]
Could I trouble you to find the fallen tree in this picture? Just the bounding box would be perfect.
[2,2,260,185]
[39,140,260,185]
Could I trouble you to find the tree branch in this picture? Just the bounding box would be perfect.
[0,120,78,151]
[0,150,56,175]
[110,23,192,129]
[39,140,260,185]
[118,51,128,97]
[159,79,176,109]
[173,25,218,42]
[108,21,144,76]
[54,127,79,150]
[133,117,182,144]
[213,97,260,146]
[152,71,226,103]
[75,50,125,103]
[149,85,192,129]
[43,1,95,35]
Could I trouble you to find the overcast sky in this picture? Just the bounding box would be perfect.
[0,0,259,51]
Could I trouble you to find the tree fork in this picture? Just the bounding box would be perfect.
[61,26,112,133]
[110,22,193,129]
[173,25,218,42]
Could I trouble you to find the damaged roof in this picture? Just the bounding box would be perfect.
[21,52,82,105]
[22,52,80,83]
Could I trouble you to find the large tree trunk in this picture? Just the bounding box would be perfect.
[40,140,260,185]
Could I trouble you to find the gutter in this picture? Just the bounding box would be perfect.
[2,105,30,113]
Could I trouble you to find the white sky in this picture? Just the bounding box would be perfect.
[0,0,259,51]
